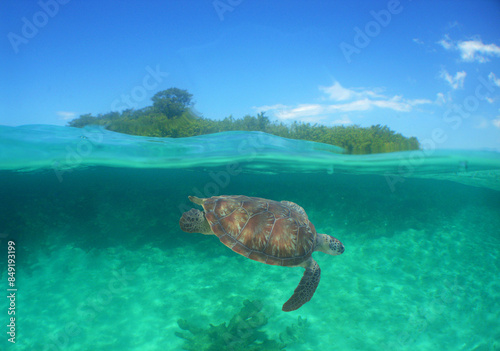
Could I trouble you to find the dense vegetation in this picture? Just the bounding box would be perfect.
[68,88,420,154]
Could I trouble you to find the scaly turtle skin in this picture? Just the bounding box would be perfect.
[179,195,344,312]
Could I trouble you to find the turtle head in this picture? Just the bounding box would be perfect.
[316,234,344,256]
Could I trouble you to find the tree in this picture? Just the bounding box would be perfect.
[66,88,421,154]
[67,113,98,128]
[151,88,193,118]
[256,112,270,131]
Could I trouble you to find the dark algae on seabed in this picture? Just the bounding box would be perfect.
[175,300,308,351]
[175,300,285,351]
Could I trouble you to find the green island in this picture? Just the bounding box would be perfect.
[68,88,420,154]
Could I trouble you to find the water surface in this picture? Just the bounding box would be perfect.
[1,125,499,350]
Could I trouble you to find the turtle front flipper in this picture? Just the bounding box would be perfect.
[282,258,321,312]
[179,209,214,235]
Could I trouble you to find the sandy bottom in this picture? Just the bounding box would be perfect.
[2,205,499,351]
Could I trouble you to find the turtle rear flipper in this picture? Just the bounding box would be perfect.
[188,196,204,206]
[179,209,213,235]
[282,258,321,312]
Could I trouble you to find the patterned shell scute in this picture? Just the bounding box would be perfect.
[202,195,316,266]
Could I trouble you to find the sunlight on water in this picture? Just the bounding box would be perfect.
[0,125,499,350]
[1,125,499,190]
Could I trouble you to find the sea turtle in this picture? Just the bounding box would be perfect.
[179,195,344,312]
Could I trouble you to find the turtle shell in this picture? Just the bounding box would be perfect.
[200,195,317,266]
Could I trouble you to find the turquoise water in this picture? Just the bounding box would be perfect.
[1,124,499,351]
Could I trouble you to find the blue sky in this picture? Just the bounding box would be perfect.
[1,0,499,150]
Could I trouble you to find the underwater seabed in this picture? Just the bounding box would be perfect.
[1,125,499,350]
[0,166,499,351]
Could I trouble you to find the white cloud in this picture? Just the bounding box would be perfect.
[413,38,424,45]
[319,81,385,101]
[255,81,432,122]
[319,81,354,101]
[332,116,353,125]
[346,96,430,112]
[254,104,288,112]
[439,36,500,63]
[275,104,325,120]
[440,70,466,89]
[489,72,500,87]
[447,21,460,29]
[334,99,372,112]
[57,111,76,120]
[436,92,447,105]
[474,118,489,129]
[320,81,431,112]
[493,118,500,129]
[438,35,453,50]
[458,40,500,62]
